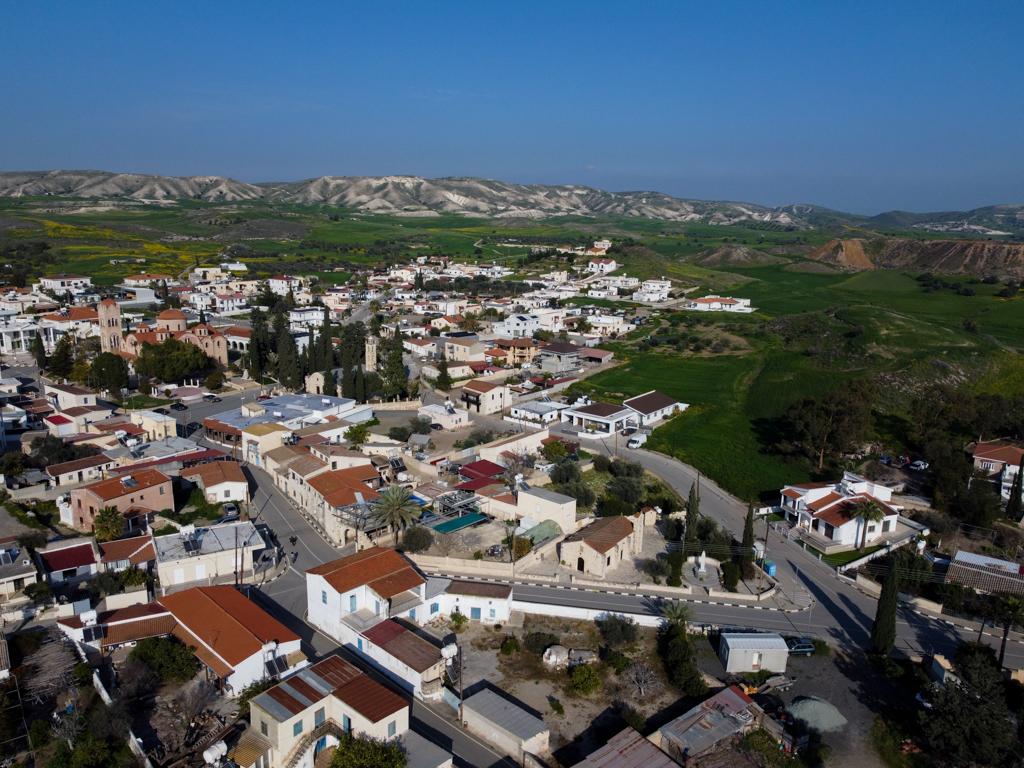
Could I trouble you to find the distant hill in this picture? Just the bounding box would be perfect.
[809,238,1024,277]
[2,168,1022,241]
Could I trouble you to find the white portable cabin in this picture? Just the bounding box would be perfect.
[718,633,789,674]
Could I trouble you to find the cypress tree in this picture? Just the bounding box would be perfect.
[31,333,47,369]
[741,504,755,575]
[354,366,366,403]
[48,335,74,378]
[1005,459,1024,522]
[871,565,900,656]
[436,356,452,391]
[322,368,337,397]
[276,326,301,390]
[684,482,699,555]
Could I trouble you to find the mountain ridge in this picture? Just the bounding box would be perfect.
[1,170,1022,235]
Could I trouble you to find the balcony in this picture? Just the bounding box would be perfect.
[390,589,422,617]
[340,607,384,633]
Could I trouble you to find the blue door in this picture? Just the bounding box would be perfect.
[357,638,363,652]
[470,607,481,620]
[314,736,327,758]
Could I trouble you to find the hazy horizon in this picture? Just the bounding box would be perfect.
[3,1,1022,215]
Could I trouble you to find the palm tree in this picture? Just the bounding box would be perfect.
[373,485,422,546]
[660,600,691,629]
[853,499,886,550]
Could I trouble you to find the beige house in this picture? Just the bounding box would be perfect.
[460,379,512,415]
[44,382,97,410]
[476,428,549,465]
[559,516,642,578]
[241,422,291,467]
[67,468,173,534]
[181,460,250,504]
[515,486,577,533]
[153,522,265,591]
[129,410,178,441]
[442,336,486,362]
[231,655,447,768]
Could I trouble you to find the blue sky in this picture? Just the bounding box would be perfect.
[2,1,1022,213]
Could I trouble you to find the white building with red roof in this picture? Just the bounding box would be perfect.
[683,294,755,313]
[780,472,901,550]
[971,439,1024,506]
[306,548,446,700]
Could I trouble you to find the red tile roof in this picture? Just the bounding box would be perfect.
[40,543,96,572]
[98,535,156,565]
[82,468,171,502]
[307,547,424,599]
[159,586,299,667]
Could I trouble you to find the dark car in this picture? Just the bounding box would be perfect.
[430,423,444,431]
[203,394,222,403]
[170,402,188,412]
[185,422,202,434]
[154,408,170,416]
[785,636,816,656]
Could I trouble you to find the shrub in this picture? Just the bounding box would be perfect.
[598,495,633,517]
[609,459,643,478]
[449,611,468,634]
[666,550,684,587]
[550,460,582,485]
[721,561,741,592]
[512,536,533,561]
[203,370,224,391]
[473,549,484,560]
[603,648,630,674]
[28,718,50,748]
[524,631,559,655]
[388,426,413,442]
[607,476,643,505]
[72,662,93,689]
[500,635,520,655]
[548,696,565,716]
[24,581,52,604]
[813,639,831,656]
[568,664,602,696]
[596,614,638,648]
[592,454,611,473]
[130,636,200,683]
[401,526,433,553]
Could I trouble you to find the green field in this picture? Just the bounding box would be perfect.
[579,266,1024,500]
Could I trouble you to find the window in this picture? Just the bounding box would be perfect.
[489,608,496,619]
[348,594,357,612]
[387,721,396,738]
[260,720,268,736]
[409,608,416,620]
[882,520,892,532]
[430,602,439,615]
[224,490,230,499]
[342,714,351,733]
[314,707,325,727]
[321,590,327,605]
[293,720,303,737]
[159,486,165,495]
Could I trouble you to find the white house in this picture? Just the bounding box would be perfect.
[492,314,540,338]
[159,586,306,696]
[559,401,636,437]
[623,390,687,426]
[971,440,1024,505]
[37,538,99,584]
[418,403,470,430]
[632,279,672,303]
[780,472,901,550]
[180,460,250,504]
[684,295,755,313]
[424,579,512,625]
[305,548,446,700]
[586,258,618,274]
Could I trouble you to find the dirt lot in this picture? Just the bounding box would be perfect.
[457,615,688,765]
[456,614,886,767]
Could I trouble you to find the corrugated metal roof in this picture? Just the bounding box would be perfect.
[720,633,789,651]
[463,689,547,741]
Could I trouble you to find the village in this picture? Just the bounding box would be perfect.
[0,243,1018,768]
